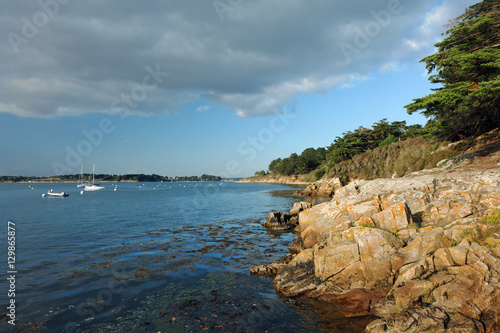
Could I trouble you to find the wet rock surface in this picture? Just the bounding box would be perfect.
[262,201,312,231]
[254,160,500,332]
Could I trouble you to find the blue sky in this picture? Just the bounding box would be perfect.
[0,0,477,177]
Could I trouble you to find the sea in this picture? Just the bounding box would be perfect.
[0,181,373,332]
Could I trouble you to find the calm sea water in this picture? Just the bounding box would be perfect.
[0,182,373,332]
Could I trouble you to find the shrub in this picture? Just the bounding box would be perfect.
[480,209,500,225]
[314,169,326,180]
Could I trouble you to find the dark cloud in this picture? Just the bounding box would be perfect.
[1,0,476,117]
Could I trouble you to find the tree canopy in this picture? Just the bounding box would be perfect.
[267,119,425,176]
[405,0,500,140]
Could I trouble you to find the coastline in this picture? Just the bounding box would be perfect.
[5,181,353,332]
[253,148,500,331]
[1,179,235,184]
[238,174,312,186]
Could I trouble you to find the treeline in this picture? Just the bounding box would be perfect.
[267,119,426,177]
[260,1,500,180]
[0,174,223,183]
[0,176,39,182]
[175,175,222,182]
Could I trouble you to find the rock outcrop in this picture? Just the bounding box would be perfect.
[262,201,313,231]
[254,161,500,331]
[298,178,343,197]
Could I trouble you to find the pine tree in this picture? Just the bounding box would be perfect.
[406,0,500,140]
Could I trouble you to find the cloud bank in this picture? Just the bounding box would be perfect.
[1,0,476,118]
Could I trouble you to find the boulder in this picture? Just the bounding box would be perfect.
[262,211,298,231]
[296,201,344,233]
[366,306,450,333]
[298,178,343,197]
[289,201,313,215]
[274,227,404,299]
[272,249,319,297]
[371,201,413,231]
[263,201,313,231]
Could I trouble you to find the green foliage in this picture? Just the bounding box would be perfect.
[314,168,326,180]
[378,134,399,147]
[259,4,500,180]
[0,173,224,182]
[479,209,500,225]
[268,148,327,176]
[326,119,425,166]
[326,136,462,181]
[266,119,428,177]
[406,1,500,140]
[254,170,267,177]
[200,174,222,181]
[178,174,222,182]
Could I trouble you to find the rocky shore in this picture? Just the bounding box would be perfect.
[252,149,500,332]
[238,174,312,185]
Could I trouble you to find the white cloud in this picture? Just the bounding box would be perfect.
[0,0,478,118]
[395,0,477,56]
[196,105,210,112]
[212,74,368,117]
[380,62,404,73]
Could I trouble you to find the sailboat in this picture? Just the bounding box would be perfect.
[84,164,106,191]
[76,163,89,188]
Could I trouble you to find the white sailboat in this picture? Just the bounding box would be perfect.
[84,164,105,191]
[76,163,89,188]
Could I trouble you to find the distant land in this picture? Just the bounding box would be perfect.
[0,174,240,183]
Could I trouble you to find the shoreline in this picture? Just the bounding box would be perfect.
[3,181,369,332]
[0,179,236,184]
[252,149,500,332]
[238,175,313,186]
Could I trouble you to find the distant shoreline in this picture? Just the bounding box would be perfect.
[0,179,238,183]
[0,174,240,183]
[237,174,312,186]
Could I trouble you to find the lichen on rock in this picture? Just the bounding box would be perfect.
[253,161,500,331]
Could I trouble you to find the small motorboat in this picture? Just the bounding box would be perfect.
[42,191,69,197]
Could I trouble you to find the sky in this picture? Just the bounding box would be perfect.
[0,0,478,177]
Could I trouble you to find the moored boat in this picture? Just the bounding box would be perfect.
[84,164,105,191]
[42,191,69,197]
[77,163,90,188]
